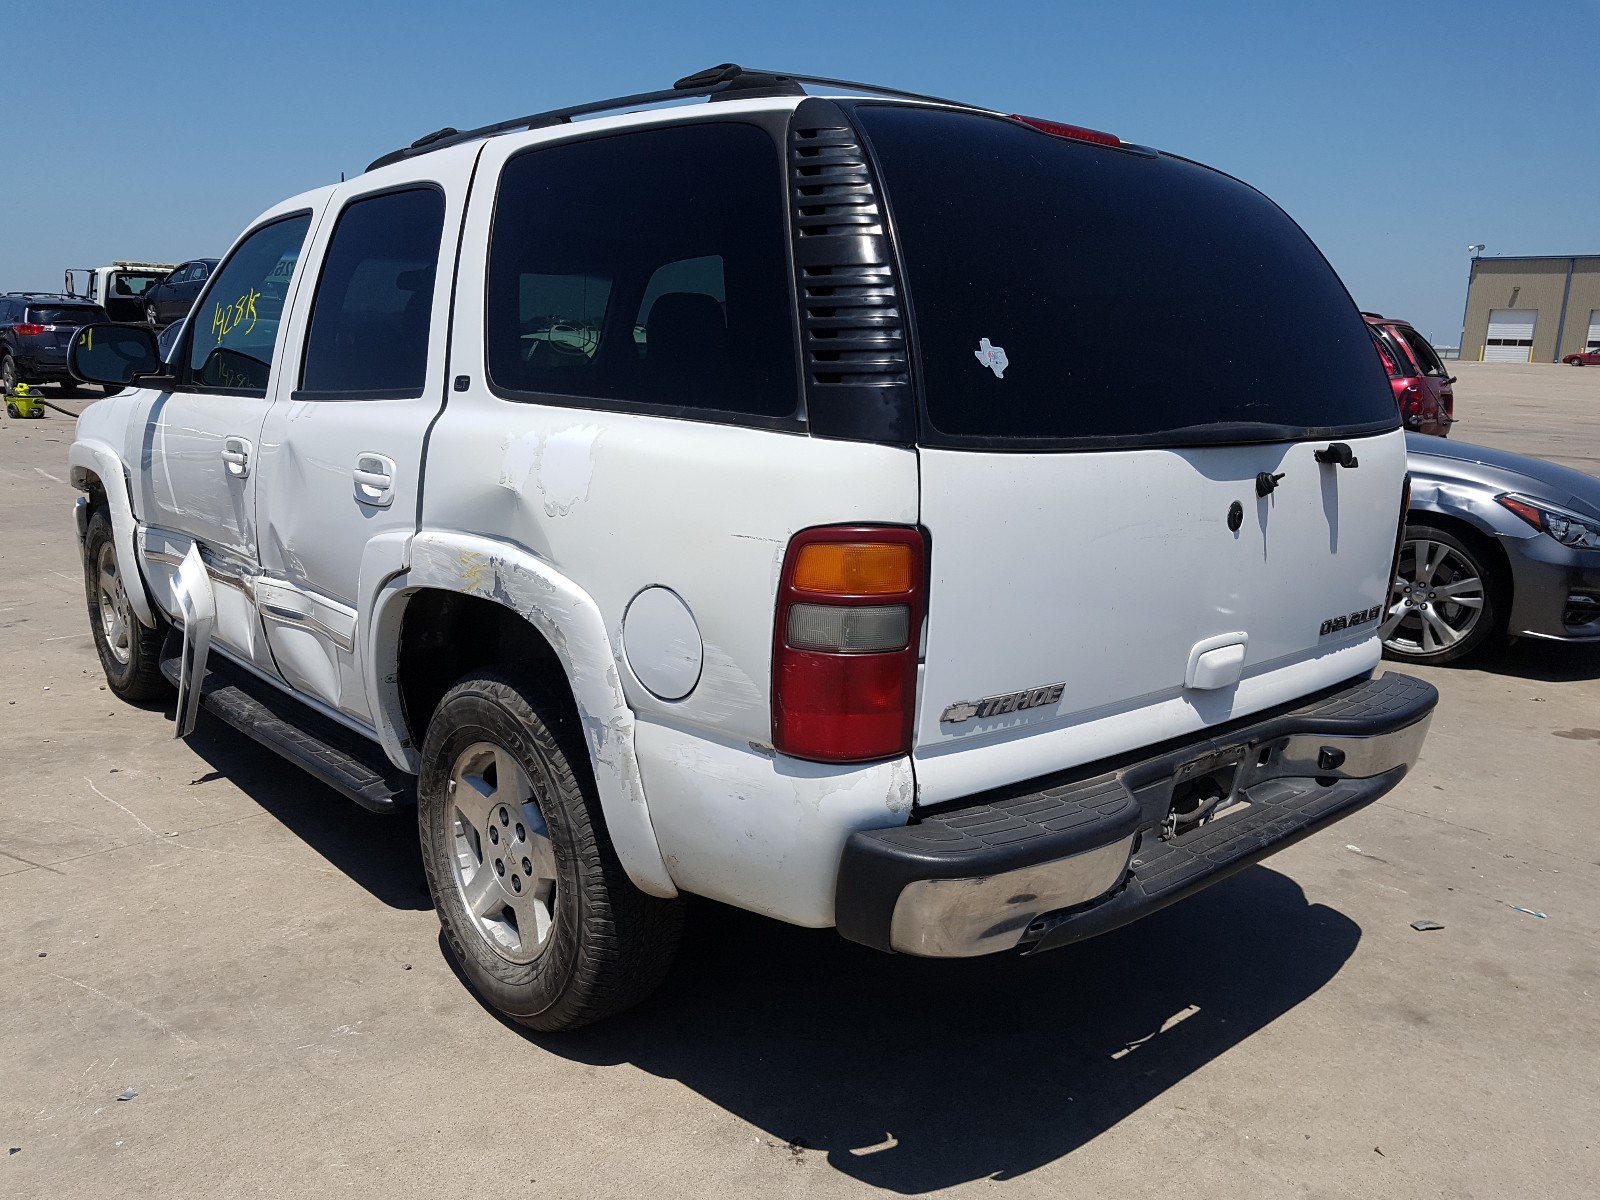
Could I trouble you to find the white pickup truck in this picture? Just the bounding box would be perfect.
[66,66,1437,1030]
[63,262,176,324]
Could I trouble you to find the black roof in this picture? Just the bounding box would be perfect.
[367,63,985,172]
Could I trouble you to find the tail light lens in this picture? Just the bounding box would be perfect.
[773,526,926,762]
[15,324,46,337]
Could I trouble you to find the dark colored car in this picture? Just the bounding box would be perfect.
[1365,312,1455,436]
[1384,433,1600,663]
[1561,349,1600,366]
[142,259,219,328]
[1,293,112,395]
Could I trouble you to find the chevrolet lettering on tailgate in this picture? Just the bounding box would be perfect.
[940,683,1066,724]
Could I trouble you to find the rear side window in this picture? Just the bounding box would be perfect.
[1372,330,1404,378]
[1375,327,1417,377]
[856,106,1397,447]
[486,122,798,421]
[1394,325,1447,377]
[300,187,446,397]
[185,213,312,394]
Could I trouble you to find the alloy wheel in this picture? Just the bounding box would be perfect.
[1381,536,1486,657]
[96,540,134,665]
[446,741,558,963]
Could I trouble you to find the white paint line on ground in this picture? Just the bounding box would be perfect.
[83,776,159,838]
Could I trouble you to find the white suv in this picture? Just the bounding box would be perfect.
[66,66,1437,1030]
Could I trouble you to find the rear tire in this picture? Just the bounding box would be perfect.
[83,509,172,701]
[419,669,685,1031]
[1381,523,1504,665]
[0,355,17,397]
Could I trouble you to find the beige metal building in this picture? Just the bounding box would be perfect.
[1461,255,1600,362]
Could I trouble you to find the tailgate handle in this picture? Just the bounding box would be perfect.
[1315,442,1359,468]
[1186,633,1248,691]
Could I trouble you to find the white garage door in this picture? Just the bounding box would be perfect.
[1484,309,1536,362]
[1587,309,1600,351]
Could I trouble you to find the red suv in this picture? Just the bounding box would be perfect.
[1365,313,1455,437]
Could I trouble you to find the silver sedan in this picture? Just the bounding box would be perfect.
[1384,433,1600,664]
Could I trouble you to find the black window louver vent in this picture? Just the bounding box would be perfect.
[788,99,914,443]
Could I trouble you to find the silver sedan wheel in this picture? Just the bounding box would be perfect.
[447,741,558,964]
[1381,536,1485,656]
[96,540,134,665]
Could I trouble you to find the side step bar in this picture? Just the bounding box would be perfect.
[159,640,413,813]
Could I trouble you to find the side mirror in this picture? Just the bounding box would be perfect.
[1445,376,1458,385]
[67,323,168,387]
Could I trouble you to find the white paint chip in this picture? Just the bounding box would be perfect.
[498,432,541,493]
[534,425,603,516]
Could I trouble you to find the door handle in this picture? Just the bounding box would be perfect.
[353,453,397,507]
[221,436,252,478]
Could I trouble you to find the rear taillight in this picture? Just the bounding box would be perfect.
[1008,114,1122,147]
[15,324,45,337]
[772,526,926,763]
[1398,384,1427,426]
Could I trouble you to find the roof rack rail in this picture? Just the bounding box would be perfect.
[366,63,981,172]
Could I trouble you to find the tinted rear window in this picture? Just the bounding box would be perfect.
[28,306,105,326]
[108,274,162,297]
[856,106,1397,446]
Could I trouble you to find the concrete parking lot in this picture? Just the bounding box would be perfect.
[2,361,1597,1199]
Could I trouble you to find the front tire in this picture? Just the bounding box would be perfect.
[419,670,685,1031]
[83,509,172,701]
[1381,523,1504,664]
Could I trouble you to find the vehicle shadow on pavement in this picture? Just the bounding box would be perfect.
[466,866,1360,1192]
[1468,638,1600,682]
[181,717,432,911]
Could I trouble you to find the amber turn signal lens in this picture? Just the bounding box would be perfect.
[791,542,915,595]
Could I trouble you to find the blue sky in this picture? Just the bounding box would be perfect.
[6,0,1596,345]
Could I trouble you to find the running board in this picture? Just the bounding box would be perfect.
[159,641,413,813]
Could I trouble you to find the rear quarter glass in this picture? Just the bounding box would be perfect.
[853,105,1397,447]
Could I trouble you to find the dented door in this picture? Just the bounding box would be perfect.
[253,166,472,722]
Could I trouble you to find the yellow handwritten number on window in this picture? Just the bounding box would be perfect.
[211,288,263,344]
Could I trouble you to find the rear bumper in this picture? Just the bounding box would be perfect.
[834,672,1437,957]
[10,356,71,383]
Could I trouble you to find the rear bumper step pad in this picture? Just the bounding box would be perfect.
[835,671,1437,957]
